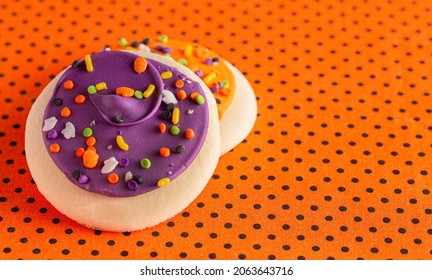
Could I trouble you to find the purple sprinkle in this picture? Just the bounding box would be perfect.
[127,180,138,191]
[218,81,223,88]
[178,73,187,80]
[163,46,172,54]
[47,129,58,139]
[210,86,219,93]
[118,130,123,135]
[118,158,129,167]
[204,58,213,65]
[156,45,164,51]
[195,70,203,78]
[78,175,89,184]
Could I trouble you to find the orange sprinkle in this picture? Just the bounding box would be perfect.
[176,90,187,100]
[86,136,96,147]
[49,143,60,153]
[175,79,184,88]
[107,173,119,184]
[134,56,148,73]
[83,149,99,169]
[196,46,208,58]
[116,87,135,98]
[74,94,86,104]
[220,87,231,96]
[60,107,71,118]
[190,92,199,100]
[160,147,170,157]
[159,123,166,133]
[185,128,195,139]
[86,146,97,152]
[63,80,74,90]
[75,147,85,158]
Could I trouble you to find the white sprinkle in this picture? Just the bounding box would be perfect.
[187,109,194,115]
[162,89,178,105]
[101,157,119,174]
[61,122,75,139]
[89,120,96,127]
[124,171,133,182]
[185,79,192,84]
[42,116,58,131]
[107,145,113,150]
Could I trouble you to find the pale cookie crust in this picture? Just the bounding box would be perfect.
[220,62,257,154]
[25,51,220,232]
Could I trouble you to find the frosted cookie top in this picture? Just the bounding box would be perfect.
[41,50,209,197]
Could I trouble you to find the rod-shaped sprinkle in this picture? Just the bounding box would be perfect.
[84,55,93,72]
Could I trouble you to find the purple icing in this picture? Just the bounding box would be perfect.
[42,50,209,197]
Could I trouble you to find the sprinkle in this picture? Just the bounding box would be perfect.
[131,41,139,47]
[143,84,156,98]
[119,37,128,47]
[116,135,129,151]
[184,44,193,57]
[213,57,220,63]
[116,87,135,98]
[75,94,86,104]
[159,123,166,133]
[157,177,170,187]
[78,175,89,184]
[101,157,119,174]
[166,103,175,112]
[160,147,170,157]
[119,158,129,167]
[140,158,151,169]
[204,58,213,65]
[170,125,180,135]
[142,38,150,45]
[107,145,113,150]
[210,85,219,93]
[133,175,143,185]
[174,144,185,154]
[221,80,229,88]
[89,120,96,126]
[190,92,199,100]
[134,56,148,73]
[47,129,58,140]
[63,80,74,90]
[185,128,195,139]
[127,180,138,190]
[162,110,172,120]
[83,127,93,137]
[220,87,231,96]
[53,98,63,106]
[176,90,187,100]
[195,70,204,78]
[75,147,85,158]
[84,55,93,72]
[196,46,208,57]
[87,85,97,94]
[49,143,60,153]
[203,71,217,85]
[124,171,133,182]
[134,90,143,99]
[86,146,97,152]
[187,109,194,115]
[178,58,188,65]
[60,107,71,118]
[96,82,107,91]
[107,173,119,184]
[83,149,99,169]
[161,71,173,80]
[163,46,173,54]
[61,122,76,139]
[42,116,58,131]
[196,95,205,105]
[86,136,96,147]
[71,59,81,68]
[114,115,124,123]
[172,108,180,124]
[158,35,168,43]
[72,170,83,180]
[215,98,222,104]
[162,90,178,104]
[175,79,184,89]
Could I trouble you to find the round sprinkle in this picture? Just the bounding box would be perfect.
[119,158,130,167]
[176,90,187,100]
[178,58,188,65]
[157,177,170,187]
[53,98,63,106]
[86,136,96,147]
[158,35,168,43]
[162,110,172,120]
[142,38,150,45]
[49,143,60,153]
[114,115,124,123]
[175,79,184,89]
[134,56,148,73]
[127,179,138,190]
[47,129,58,140]
[221,80,229,88]
[71,59,81,68]
[78,175,89,184]
[63,80,74,90]
[140,158,151,169]
[60,107,71,118]
[134,90,143,99]
[204,57,213,65]
[119,37,128,47]
[185,128,195,139]
[75,94,86,104]
[107,173,119,184]
[87,85,97,94]
[196,95,205,105]
[159,123,166,133]
[133,175,143,185]
[75,147,85,158]
[83,127,93,137]
[170,125,180,135]
[72,170,83,180]
[174,144,185,154]
[160,147,170,157]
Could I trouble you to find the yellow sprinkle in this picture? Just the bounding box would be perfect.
[157,177,170,187]
[172,108,180,124]
[84,55,93,72]
[184,44,193,57]
[143,84,156,98]
[116,135,129,151]
[161,71,173,79]
[96,82,107,91]
[203,71,217,86]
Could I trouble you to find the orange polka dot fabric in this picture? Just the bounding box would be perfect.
[1,0,432,260]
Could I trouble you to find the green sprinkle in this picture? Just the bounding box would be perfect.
[158,35,168,43]
[178,58,188,66]
[164,53,171,57]
[134,90,143,99]
[196,95,205,105]
[83,127,93,137]
[170,125,180,135]
[140,158,151,169]
[87,85,97,94]
[221,80,229,88]
[119,37,128,47]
